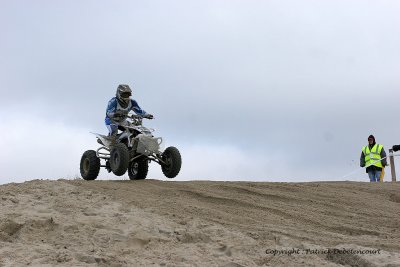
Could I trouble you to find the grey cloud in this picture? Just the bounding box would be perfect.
[1,0,400,182]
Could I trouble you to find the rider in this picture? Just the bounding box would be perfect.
[105,84,153,136]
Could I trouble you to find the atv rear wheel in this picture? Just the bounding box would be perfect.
[80,150,100,180]
[110,143,129,176]
[128,159,149,180]
[161,146,182,178]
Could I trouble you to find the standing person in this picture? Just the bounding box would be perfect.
[360,135,387,182]
[105,84,153,136]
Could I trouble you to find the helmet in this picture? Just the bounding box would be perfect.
[116,84,132,107]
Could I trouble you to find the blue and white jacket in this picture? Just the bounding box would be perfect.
[105,97,147,125]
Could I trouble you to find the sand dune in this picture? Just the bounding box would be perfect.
[0,179,399,266]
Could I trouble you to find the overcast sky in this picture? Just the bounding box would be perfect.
[1,0,399,184]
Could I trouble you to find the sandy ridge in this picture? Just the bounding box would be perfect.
[0,179,399,266]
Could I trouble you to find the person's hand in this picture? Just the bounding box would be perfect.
[144,114,154,119]
[393,145,400,152]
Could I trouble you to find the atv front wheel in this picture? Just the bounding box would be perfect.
[110,143,129,176]
[161,147,182,178]
[128,159,149,180]
[80,150,100,180]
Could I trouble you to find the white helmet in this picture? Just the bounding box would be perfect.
[116,84,132,107]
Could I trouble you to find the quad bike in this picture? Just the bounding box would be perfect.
[80,114,182,180]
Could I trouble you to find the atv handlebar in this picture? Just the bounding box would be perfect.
[127,114,155,126]
[129,114,153,120]
[129,114,144,119]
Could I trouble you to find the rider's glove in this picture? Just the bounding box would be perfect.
[393,145,400,152]
[144,113,154,119]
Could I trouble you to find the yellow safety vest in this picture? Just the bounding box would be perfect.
[362,144,383,168]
